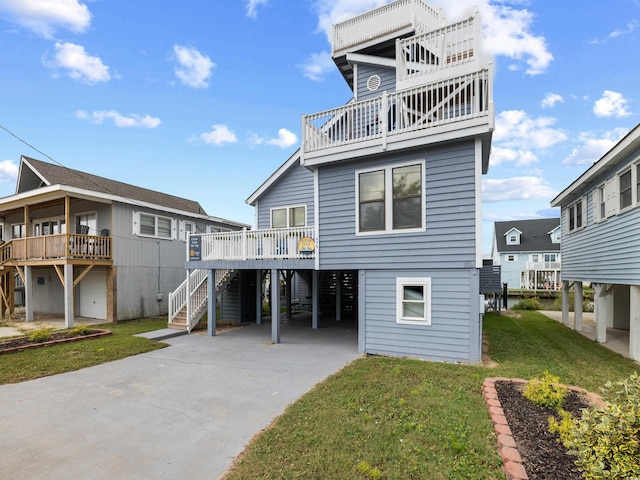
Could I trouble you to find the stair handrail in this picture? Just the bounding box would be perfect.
[169,269,207,323]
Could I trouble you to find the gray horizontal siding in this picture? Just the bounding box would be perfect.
[356,64,396,101]
[362,269,480,363]
[318,140,477,270]
[257,161,315,229]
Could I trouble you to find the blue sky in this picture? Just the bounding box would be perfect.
[0,0,638,255]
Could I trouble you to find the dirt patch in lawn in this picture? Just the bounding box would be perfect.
[0,329,111,355]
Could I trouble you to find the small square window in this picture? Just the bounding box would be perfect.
[396,278,431,325]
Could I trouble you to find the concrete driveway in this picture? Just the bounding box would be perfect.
[0,317,359,479]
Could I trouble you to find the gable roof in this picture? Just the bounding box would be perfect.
[493,218,560,253]
[245,148,302,206]
[551,123,640,207]
[21,156,207,215]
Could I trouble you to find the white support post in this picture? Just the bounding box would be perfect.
[64,264,74,329]
[312,270,319,329]
[630,286,640,362]
[561,281,569,326]
[24,266,33,322]
[207,270,216,337]
[256,269,263,325]
[271,269,280,343]
[335,272,342,322]
[358,270,366,354]
[594,284,609,344]
[381,91,388,150]
[242,227,247,261]
[574,282,583,332]
[185,269,191,328]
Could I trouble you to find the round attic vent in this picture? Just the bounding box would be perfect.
[367,74,381,92]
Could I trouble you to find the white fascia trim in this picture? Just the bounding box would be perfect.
[20,156,51,192]
[551,123,640,207]
[346,53,396,69]
[246,148,302,206]
[475,137,483,268]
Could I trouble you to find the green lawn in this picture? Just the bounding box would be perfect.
[224,311,639,480]
[0,317,168,385]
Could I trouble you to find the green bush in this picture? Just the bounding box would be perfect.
[551,291,594,312]
[29,327,52,343]
[523,371,568,410]
[69,325,93,336]
[512,297,542,310]
[554,372,640,480]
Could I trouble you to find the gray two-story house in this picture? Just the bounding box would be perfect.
[181,0,494,363]
[551,123,640,361]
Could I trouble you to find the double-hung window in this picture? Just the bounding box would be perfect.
[134,212,174,239]
[568,199,584,232]
[270,205,306,228]
[357,161,424,234]
[619,169,632,210]
[396,278,431,325]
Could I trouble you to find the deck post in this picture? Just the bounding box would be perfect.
[629,285,640,362]
[63,264,74,328]
[256,269,263,325]
[561,281,570,326]
[594,284,611,344]
[312,270,319,329]
[24,266,33,322]
[271,269,280,343]
[186,268,191,329]
[574,282,583,332]
[335,271,342,321]
[207,270,216,336]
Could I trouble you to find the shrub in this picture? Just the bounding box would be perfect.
[29,327,52,343]
[554,372,640,480]
[523,371,568,410]
[511,297,542,310]
[69,325,92,336]
[551,291,594,312]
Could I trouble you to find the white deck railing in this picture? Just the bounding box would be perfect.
[397,15,478,82]
[192,226,316,261]
[526,261,561,271]
[302,68,491,155]
[332,0,442,54]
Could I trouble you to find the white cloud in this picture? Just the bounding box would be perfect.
[267,129,298,148]
[246,0,268,18]
[173,45,215,89]
[75,110,161,128]
[0,159,19,183]
[541,93,563,109]
[0,0,91,38]
[299,50,335,81]
[563,128,629,167]
[489,146,537,167]
[494,110,567,150]
[197,125,238,145]
[610,21,638,38]
[44,42,110,84]
[482,176,557,202]
[312,0,553,75]
[593,90,631,118]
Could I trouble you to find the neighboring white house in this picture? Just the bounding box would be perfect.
[491,218,561,290]
[550,123,640,361]
[0,156,247,328]
[178,0,495,363]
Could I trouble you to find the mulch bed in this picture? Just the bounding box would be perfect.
[0,329,111,355]
[495,380,590,479]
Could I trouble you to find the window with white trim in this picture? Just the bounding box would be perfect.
[396,278,431,325]
[544,253,557,262]
[356,161,424,234]
[567,198,585,232]
[597,184,606,222]
[133,212,175,239]
[270,205,306,228]
[636,163,640,205]
[506,254,517,262]
[531,254,539,262]
[179,220,195,241]
[619,168,632,210]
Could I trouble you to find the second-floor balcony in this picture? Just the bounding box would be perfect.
[189,226,316,262]
[0,233,112,265]
[302,67,493,165]
[526,261,561,271]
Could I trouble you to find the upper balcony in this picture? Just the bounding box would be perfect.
[301,66,493,166]
[332,0,443,56]
[187,226,316,267]
[526,261,561,271]
[0,233,112,266]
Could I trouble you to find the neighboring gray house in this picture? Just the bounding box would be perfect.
[0,156,246,328]
[181,0,494,363]
[491,218,561,290]
[550,123,640,361]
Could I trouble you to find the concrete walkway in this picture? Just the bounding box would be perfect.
[0,317,359,480]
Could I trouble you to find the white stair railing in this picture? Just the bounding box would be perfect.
[168,268,207,323]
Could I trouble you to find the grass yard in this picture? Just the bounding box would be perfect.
[224,311,639,480]
[0,317,168,385]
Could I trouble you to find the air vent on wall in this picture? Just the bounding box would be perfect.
[367,74,381,92]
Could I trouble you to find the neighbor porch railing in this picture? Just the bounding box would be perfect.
[0,233,112,263]
[192,226,316,261]
[302,68,491,155]
[526,261,561,271]
[332,0,442,54]
[397,15,479,82]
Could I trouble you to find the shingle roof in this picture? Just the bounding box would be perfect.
[22,156,207,215]
[494,218,560,253]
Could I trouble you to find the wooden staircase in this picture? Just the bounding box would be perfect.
[167,269,236,331]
